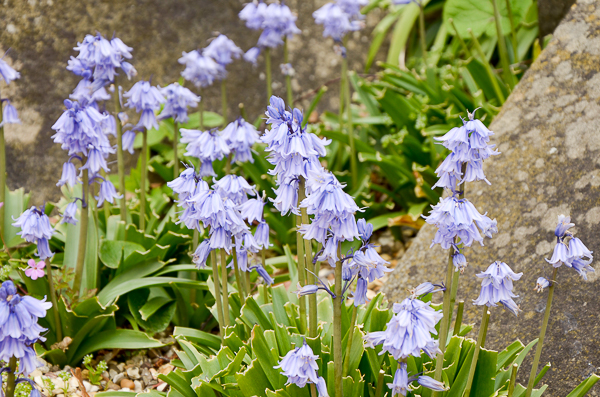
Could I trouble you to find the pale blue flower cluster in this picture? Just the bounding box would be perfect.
[68,33,137,89]
[203,34,243,68]
[180,128,230,177]
[12,206,54,260]
[0,280,52,376]
[158,82,200,124]
[364,297,443,360]
[313,0,367,42]
[274,341,328,397]
[179,50,225,88]
[240,1,301,65]
[432,110,499,191]
[221,118,260,163]
[262,96,330,215]
[473,261,522,316]
[545,215,594,279]
[0,55,21,128]
[123,80,165,131]
[388,362,447,397]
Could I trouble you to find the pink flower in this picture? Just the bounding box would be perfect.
[24,259,45,280]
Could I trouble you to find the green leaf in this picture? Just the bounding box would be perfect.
[174,326,222,351]
[140,296,175,320]
[469,348,497,397]
[128,289,176,334]
[235,359,271,397]
[444,0,533,39]
[99,240,146,269]
[566,374,600,397]
[99,276,207,306]
[3,187,28,247]
[387,1,429,66]
[365,8,403,71]
[366,212,406,232]
[70,329,165,365]
[251,325,285,390]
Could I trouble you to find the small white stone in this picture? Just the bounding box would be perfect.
[30,370,43,378]
[89,385,100,393]
[133,380,143,393]
[548,147,558,154]
[83,381,93,392]
[126,367,140,379]
[112,373,125,384]
[119,388,132,392]
[156,383,169,392]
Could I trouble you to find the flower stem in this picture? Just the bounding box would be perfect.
[211,249,225,340]
[173,121,179,178]
[5,357,17,397]
[0,97,5,247]
[199,92,204,130]
[525,267,558,397]
[448,18,472,58]
[505,0,518,61]
[432,251,455,392]
[265,48,272,99]
[333,243,343,397]
[233,246,245,306]
[508,363,518,397]
[113,82,127,223]
[220,249,230,328]
[491,0,516,88]
[343,304,358,376]
[139,130,147,232]
[46,259,62,342]
[418,4,428,63]
[375,369,385,397]
[299,177,317,336]
[341,56,358,187]
[190,229,199,305]
[452,300,465,336]
[296,187,307,334]
[73,168,89,297]
[221,79,228,127]
[284,37,293,105]
[464,307,491,397]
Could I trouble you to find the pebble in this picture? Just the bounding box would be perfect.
[120,379,135,389]
[30,370,43,379]
[116,363,125,372]
[141,368,153,385]
[108,369,118,380]
[112,372,125,385]
[158,364,174,375]
[126,367,140,380]
[133,380,143,393]
[108,384,120,391]
[156,382,169,392]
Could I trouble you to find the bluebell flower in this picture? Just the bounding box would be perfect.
[452,252,468,272]
[255,220,270,249]
[336,0,369,19]
[179,50,226,88]
[252,264,274,285]
[71,33,135,86]
[243,47,261,66]
[409,282,445,299]
[0,280,52,375]
[316,237,340,266]
[239,1,268,30]
[95,179,123,207]
[124,80,165,131]
[57,161,78,187]
[52,100,111,156]
[313,3,364,41]
[416,374,448,393]
[534,277,550,293]
[295,283,320,297]
[262,3,301,39]
[3,100,20,125]
[81,147,109,174]
[473,261,522,316]
[275,341,327,396]
[352,277,368,306]
[240,197,265,224]
[570,257,595,280]
[0,56,20,84]
[555,214,574,237]
[70,79,111,106]
[363,298,442,360]
[168,166,199,202]
[272,180,299,216]
[181,128,230,177]
[387,363,446,397]
[214,175,256,205]
[351,247,392,281]
[67,57,92,79]
[545,242,569,267]
[357,218,373,241]
[568,237,593,261]
[192,240,212,269]
[158,83,200,124]
[221,118,260,164]
[61,201,78,225]
[280,63,295,76]
[424,195,497,249]
[203,35,243,67]
[122,129,137,154]
[12,206,54,260]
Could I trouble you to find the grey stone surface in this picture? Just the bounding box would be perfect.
[383,0,600,395]
[0,0,381,204]
[539,0,578,36]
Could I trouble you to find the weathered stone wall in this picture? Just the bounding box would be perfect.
[0,0,380,203]
[384,0,600,395]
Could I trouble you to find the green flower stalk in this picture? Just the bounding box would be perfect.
[284,38,293,105]
[211,249,225,341]
[73,167,89,296]
[463,307,491,397]
[221,80,228,127]
[341,55,358,187]
[45,259,62,342]
[173,122,179,177]
[5,357,17,397]
[140,130,148,231]
[333,244,343,397]
[220,249,231,328]
[113,82,127,223]
[265,48,273,99]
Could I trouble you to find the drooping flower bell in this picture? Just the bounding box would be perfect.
[545,215,594,279]
[388,362,447,397]
[473,261,522,316]
[274,341,328,396]
[313,1,366,42]
[179,50,226,88]
[12,206,54,261]
[0,55,20,85]
[123,80,165,131]
[158,82,200,124]
[221,118,260,164]
[363,297,443,360]
[0,280,52,375]
[181,128,230,178]
[203,35,243,68]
